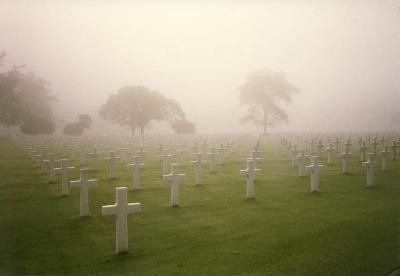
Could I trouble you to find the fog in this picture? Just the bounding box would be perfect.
[1,0,400,134]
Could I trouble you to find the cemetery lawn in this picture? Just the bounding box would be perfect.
[0,137,399,276]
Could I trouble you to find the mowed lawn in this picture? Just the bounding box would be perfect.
[0,136,399,275]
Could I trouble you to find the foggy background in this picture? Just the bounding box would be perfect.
[1,0,399,134]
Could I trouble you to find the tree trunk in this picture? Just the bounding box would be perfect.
[263,110,267,136]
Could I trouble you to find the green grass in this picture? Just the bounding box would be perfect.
[0,136,399,275]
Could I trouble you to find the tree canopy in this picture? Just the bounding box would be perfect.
[171,119,196,135]
[239,69,299,135]
[99,86,185,136]
[0,52,56,135]
[63,114,92,136]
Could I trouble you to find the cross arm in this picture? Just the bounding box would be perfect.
[163,174,173,181]
[178,173,186,181]
[69,180,82,187]
[240,169,248,176]
[88,179,98,187]
[127,203,141,214]
[102,204,117,216]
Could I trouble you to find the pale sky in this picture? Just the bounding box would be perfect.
[1,0,400,134]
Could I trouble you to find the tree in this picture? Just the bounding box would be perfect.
[63,114,92,136]
[99,86,185,136]
[0,52,56,135]
[171,119,196,134]
[63,122,84,136]
[78,114,92,129]
[239,69,299,135]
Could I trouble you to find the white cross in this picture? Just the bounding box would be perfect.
[190,153,207,185]
[157,143,164,156]
[207,147,219,173]
[217,144,225,164]
[170,142,178,156]
[335,138,340,153]
[371,138,379,155]
[192,142,198,157]
[202,140,208,155]
[248,150,261,169]
[163,164,186,207]
[43,153,57,183]
[360,141,368,162]
[296,150,308,176]
[344,139,352,154]
[358,137,363,147]
[341,151,351,174]
[102,187,141,254]
[70,169,97,216]
[35,153,46,171]
[309,139,316,155]
[253,146,262,158]
[127,156,145,190]
[66,145,74,160]
[160,149,173,176]
[326,144,336,165]
[362,153,374,187]
[177,145,186,165]
[225,139,233,154]
[54,159,75,196]
[119,147,130,164]
[87,147,98,170]
[290,145,298,167]
[240,159,260,198]
[390,141,398,161]
[381,145,391,171]
[26,147,34,158]
[29,149,37,160]
[306,156,324,192]
[380,137,386,151]
[105,151,121,179]
[136,145,147,162]
[316,141,324,158]
[80,146,87,165]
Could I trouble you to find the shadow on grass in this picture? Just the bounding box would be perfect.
[103,251,138,264]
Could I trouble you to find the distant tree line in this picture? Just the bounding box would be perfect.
[1,50,303,136]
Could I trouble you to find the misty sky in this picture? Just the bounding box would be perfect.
[1,0,400,134]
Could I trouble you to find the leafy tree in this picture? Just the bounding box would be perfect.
[63,122,84,136]
[239,69,299,135]
[99,86,185,136]
[0,52,56,135]
[171,119,196,134]
[78,114,92,128]
[63,114,92,136]
[20,117,55,135]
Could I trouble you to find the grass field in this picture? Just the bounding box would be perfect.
[0,136,399,275]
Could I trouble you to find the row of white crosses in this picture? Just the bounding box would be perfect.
[54,158,141,254]
[19,141,145,255]
[283,135,400,191]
